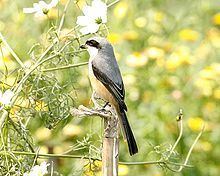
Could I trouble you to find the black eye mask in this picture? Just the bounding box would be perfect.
[86,40,102,49]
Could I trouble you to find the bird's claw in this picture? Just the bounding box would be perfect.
[94,107,108,113]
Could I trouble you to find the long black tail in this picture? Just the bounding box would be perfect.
[119,109,138,156]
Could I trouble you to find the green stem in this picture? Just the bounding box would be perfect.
[165,109,183,160]
[0,32,25,68]
[0,41,73,130]
[7,117,35,153]
[107,0,120,7]
[41,62,88,72]
[57,0,72,34]
[173,124,205,172]
[0,150,193,167]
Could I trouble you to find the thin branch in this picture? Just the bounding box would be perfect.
[37,43,54,63]
[0,151,193,168]
[57,0,71,34]
[1,151,100,160]
[0,32,25,68]
[0,110,9,132]
[165,109,183,160]
[0,41,73,130]
[0,32,88,130]
[7,117,35,153]
[173,124,205,172]
[107,0,120,8]
[119,161,192,168]
[41,62,88,72]
[159,109,205,172]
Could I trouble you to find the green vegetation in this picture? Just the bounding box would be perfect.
[0,0,219,175]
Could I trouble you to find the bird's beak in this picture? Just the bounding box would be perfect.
[80,44,87,49]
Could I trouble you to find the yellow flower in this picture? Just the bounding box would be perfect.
[134,17,147,28]
[145,47,165,59]
[199,67,217,80]
[126,52,148,67]
[166,53,182,70]
[113,1,128,19]
[35,101,48,111]
[107,33,121,44]
[84,160,102,175]
[165,46,193,71]
[9,106,20,120]
[198,63,220,82]
[194,78,214,96]
[35,127,51,141]
[188,117,205,132]
[62,124,82,137]
[48,8,58,19]
[212,13,220,25]
[207,28,220,48]
[94,161,102,168]
[154,11,164,22]
[213,89,220,99]
[179,28,199,42]
[118,165,129,176]
[211,63,220,74]
[123,30,139,40]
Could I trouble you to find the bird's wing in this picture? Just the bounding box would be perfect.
[92,61,127,111]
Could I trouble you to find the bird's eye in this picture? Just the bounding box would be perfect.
[86,40,101,49]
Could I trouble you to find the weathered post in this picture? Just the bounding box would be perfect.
[71,105,119,176]
[102,115,119,176]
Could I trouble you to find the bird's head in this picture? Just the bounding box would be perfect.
[80,37,112,58]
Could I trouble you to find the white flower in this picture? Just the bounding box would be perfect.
[76,0,107,35]
[23,0,59,17]
[0,89,14,110]
[23,162,50,176]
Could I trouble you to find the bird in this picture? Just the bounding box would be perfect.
[80,37,138,156]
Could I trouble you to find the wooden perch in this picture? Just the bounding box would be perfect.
[70,105,119,176]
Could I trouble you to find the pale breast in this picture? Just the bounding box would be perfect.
[88,60,115,105]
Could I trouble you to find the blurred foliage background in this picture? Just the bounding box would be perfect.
[0,0,220,175]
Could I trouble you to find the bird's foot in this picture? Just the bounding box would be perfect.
[93,102,111,114]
